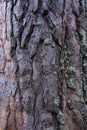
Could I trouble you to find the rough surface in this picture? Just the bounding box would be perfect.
[0,0,87,130]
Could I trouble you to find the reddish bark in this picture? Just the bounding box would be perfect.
[0,0,87,130]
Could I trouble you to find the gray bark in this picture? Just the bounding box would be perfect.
[0,0,87,130]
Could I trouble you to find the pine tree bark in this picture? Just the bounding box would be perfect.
[0,0,87,130]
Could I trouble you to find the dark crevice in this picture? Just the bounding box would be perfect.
[21,25,34,49]
[5,104,10,130]
[33,94,37,130]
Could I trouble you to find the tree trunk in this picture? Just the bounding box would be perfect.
[0,0,87,130]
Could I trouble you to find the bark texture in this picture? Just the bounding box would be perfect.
[0,0,87,130]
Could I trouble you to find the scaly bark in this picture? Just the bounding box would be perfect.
[0,0,87,130]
